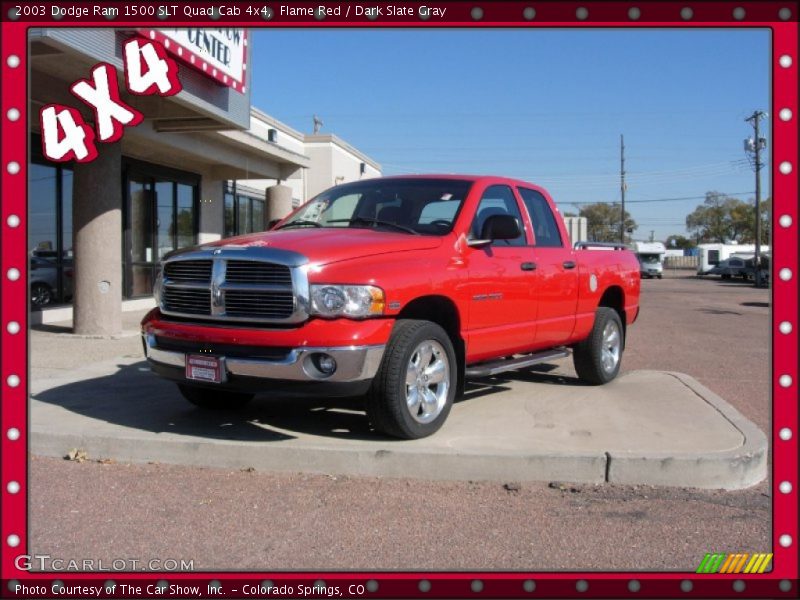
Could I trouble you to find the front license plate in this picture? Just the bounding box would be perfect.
[185,354,223,384]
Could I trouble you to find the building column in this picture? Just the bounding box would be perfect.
[266,184,293,222]
[199,175,224,244]
[72,141,122,335]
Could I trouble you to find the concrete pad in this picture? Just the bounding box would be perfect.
[29,357,767,490]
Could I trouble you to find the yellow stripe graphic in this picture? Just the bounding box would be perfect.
[720,554,736,573]
[745,554,762,573]
[757,553,773,574]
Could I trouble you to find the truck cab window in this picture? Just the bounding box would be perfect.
[470,185,526,246]
[517,187,563,248]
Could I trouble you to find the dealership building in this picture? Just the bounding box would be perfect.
[28,27,380,334]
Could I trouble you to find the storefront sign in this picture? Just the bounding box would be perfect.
[138,29,247,93]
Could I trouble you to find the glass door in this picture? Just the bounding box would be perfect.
[128,173,155,297]
[123,159,200,298]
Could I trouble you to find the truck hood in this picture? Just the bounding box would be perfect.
[204,228,443,266]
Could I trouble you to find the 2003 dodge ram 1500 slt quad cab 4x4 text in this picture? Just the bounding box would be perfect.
[142,175,640,439]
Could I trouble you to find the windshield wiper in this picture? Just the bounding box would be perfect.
[327,218,419,235]
[276,220,323,230]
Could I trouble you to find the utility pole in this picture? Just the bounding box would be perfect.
[744,111,766,286]
[620,134,626,244]
[650,230,655,242]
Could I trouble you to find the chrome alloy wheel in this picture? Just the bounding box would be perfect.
[405,340,450,424]
[601,320,621,373]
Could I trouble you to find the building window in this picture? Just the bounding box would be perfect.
[223,182,266,237]
[124,159,200,298]
[28,136,73,309]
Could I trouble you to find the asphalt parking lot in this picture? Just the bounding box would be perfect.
[28,271,772,570]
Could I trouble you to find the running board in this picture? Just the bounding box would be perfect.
[465,348,570,379]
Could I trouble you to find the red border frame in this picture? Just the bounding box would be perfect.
[1,2,797,598]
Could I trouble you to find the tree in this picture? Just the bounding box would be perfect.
[665,234,696,250]
[686,191,731,243]
[731,197,770,245]
[578,203,637,243]
[685,192,770,244]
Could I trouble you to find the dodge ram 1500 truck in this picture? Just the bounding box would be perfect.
[142,175,640,439]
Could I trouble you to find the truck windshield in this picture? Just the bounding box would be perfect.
[279,178,473,235]
[639,254,661,264]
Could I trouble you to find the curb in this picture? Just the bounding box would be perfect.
[31,431,609,484]
[605,372,768,490]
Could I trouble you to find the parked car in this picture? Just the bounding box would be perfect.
[142,175,641,439]
[30,256,73,307]
[707,256,755,280]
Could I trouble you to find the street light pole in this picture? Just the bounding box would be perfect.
[620,134,626,244]
[745,111,766,287]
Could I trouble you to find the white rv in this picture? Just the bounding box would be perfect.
[697,243,769,275]
[633,241,666,279]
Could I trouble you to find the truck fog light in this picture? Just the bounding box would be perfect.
[306,353,337,378]
[317,354,337,375]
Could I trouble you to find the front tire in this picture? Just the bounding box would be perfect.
[366,320,456,439]
[573,307,624,385]
[177,384,254,410]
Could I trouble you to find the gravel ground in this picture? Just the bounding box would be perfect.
[29,272,772,571]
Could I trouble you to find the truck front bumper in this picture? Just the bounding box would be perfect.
[143,331,386,384]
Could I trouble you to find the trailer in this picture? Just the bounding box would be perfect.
[696,243,769,275]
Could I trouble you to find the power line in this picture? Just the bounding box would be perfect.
[557,191,755,206]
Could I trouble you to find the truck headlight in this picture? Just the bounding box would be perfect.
[310,285,385,318]
[153,264,164,306]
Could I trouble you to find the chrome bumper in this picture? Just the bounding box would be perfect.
[143,333,385,383]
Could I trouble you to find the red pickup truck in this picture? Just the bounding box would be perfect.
[142,175,640,439]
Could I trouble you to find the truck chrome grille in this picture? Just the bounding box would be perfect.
[225,261,291,285]
[224,290,295,319]
[158,248,307,324]
[162,287,211,315]
[163,260,212,283]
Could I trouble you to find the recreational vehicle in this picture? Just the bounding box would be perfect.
[633,241,666,279]
[696,243,769,275]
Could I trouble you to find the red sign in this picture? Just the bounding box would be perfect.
[139,28,248,93]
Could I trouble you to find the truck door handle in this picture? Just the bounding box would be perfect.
[562,260,576,269]
[520,262,537,271]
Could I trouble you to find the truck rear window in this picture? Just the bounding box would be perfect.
[518,187,563,247]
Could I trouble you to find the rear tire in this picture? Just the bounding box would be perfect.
[177,384,254,410]
[573,307,624,385]
[366,320,456,439]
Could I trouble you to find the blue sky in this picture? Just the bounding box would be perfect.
[250,29,770,241]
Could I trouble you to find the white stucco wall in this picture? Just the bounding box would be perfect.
[234,114,381,213]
